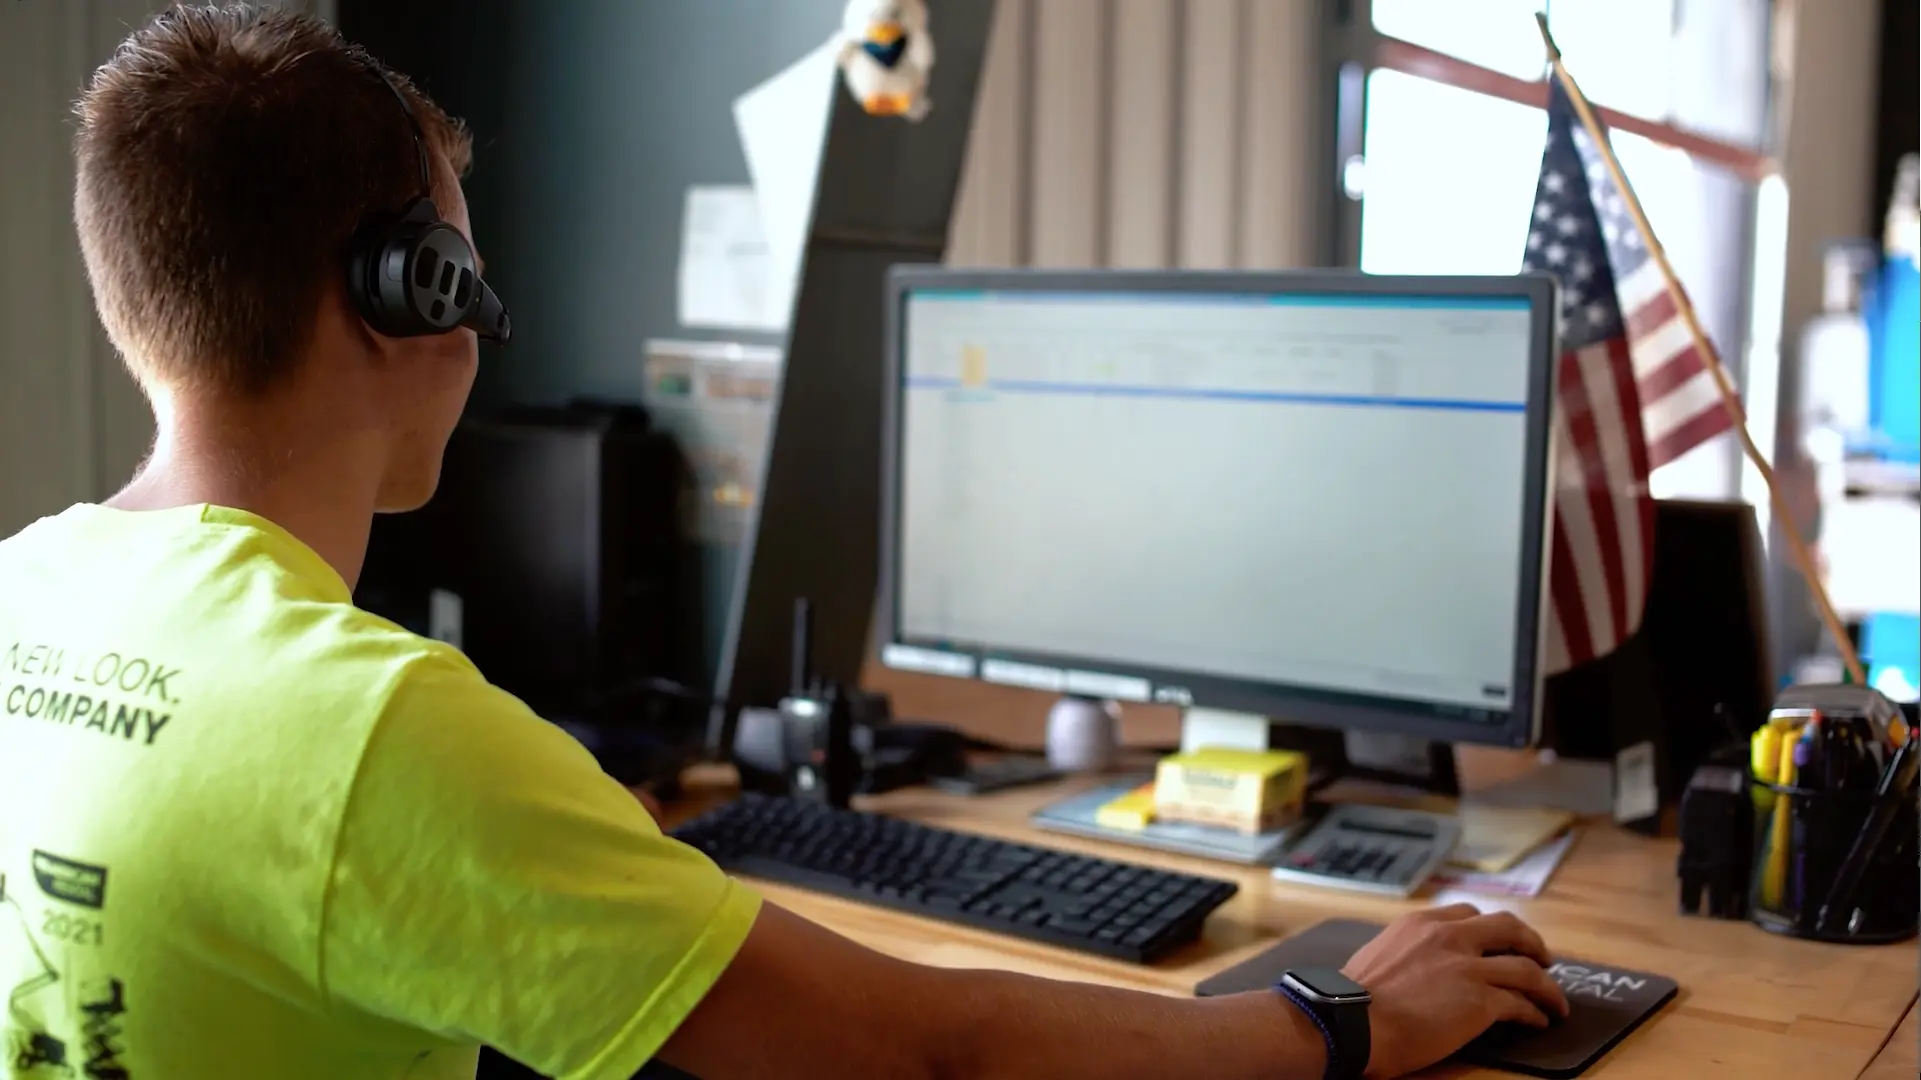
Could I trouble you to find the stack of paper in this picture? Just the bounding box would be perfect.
[1429,829,1578,899]
[1446,803,1578,873]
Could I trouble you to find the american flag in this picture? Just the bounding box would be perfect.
[1524,81,1733,673]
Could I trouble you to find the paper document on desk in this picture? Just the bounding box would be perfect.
[1430,828,1577,899]
[1448,803,1578,873]
[732,40,840,335]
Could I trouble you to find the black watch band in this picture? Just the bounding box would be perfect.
[1276,968,1371,1080]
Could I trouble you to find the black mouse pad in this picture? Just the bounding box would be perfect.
[1194,919,1678,1079]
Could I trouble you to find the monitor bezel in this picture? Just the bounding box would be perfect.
[876,267,1560,750]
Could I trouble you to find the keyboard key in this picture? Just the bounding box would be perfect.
[674,794,1237,963]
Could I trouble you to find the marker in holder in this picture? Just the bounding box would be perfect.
[1748,772,1918,943]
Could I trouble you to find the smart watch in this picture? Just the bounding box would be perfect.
[1275,967,1372,1080]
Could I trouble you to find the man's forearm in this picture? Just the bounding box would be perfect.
[659,902,1329,1080]
[922,966,1327,1080]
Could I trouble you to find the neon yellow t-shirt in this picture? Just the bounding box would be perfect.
[0,503,760,1078]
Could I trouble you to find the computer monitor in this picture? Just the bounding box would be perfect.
[875,268,1560,750]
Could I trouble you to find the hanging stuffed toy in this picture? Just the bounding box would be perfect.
[835,0,935,121]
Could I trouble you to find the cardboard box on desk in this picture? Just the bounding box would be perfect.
[1153,748,1307,835]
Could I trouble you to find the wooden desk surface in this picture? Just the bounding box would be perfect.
[669,770,1916,1079]
[1858,996,1917,1080]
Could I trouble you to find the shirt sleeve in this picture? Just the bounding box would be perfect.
[319,649,761,1079]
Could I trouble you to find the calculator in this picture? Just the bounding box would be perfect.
[1269,803,1462,897]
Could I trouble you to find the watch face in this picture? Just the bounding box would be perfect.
[1285,967,1371,1004]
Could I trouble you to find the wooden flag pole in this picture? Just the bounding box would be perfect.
[1533,14,1866,686]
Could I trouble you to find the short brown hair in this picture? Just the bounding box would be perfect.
[74,3,474,396]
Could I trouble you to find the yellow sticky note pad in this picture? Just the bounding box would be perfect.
[1095,783,1157,831]
[1154,748,1307,835]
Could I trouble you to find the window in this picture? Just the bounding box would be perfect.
[1352,0,1775,498]
[1358,72,1546,277]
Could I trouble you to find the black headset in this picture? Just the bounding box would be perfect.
[344,62,511,345]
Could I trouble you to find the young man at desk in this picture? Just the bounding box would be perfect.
[0,7,1568,1078]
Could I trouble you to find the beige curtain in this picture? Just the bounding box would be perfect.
[946,0,1327,271]
[0,2,143,535]
[0,0,337,533]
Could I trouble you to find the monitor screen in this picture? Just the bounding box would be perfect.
[877,270,1558,749]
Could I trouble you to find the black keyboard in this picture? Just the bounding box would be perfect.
[672,793,1238,963]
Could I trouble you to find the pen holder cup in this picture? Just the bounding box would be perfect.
[1747,777,1918,943]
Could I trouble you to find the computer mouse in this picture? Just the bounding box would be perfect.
[1468,1008,1565,1059]
[1475,951,1568,1039]
[1483,1007,1566,1038]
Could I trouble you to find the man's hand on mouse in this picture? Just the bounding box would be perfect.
[1342,903,1570,1079]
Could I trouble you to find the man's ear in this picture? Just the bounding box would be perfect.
[320,280,405,368]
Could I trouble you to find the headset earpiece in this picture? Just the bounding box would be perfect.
[344,64,512,345]
[346,197,487,338]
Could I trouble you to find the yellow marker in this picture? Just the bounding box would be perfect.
[1761,725,1799,909]
[1751,725,1783,815]
[1752,713,1809,815]
[1750,726,1782,780]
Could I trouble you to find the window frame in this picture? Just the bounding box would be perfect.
[1325,1,1781,501]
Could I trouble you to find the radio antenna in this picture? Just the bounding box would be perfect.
[790,597,814,698]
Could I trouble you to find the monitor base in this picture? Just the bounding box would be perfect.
[1176,707,1460,797]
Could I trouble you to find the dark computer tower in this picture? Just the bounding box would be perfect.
[1541,498,1775,831]
[359,402,704,783]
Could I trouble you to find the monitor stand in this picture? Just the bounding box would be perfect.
[1178,707,1459,798]
[1027,705,1459,866]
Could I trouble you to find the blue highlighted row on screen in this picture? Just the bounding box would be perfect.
[905,289,1532,312]
[904,376,1526,413]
